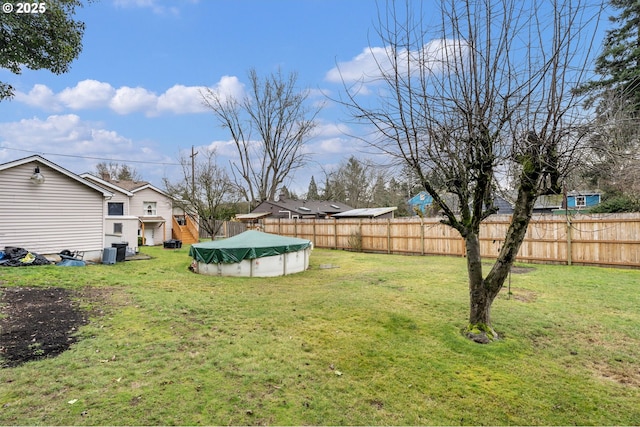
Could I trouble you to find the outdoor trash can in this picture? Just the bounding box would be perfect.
[111,242,128,262]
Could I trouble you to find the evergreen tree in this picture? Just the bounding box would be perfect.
[579,0,640,112]
[320,174,334,201]
[306,176,320,200]
[371,174,389,207]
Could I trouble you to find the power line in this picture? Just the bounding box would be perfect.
[1,146,181,166]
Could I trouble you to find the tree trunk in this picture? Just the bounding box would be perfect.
[464,232,500,343]
[464,160,541,343]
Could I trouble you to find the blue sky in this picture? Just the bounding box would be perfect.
[0,0,610,195]
[0,0,388,193]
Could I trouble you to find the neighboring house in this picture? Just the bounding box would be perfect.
[251,198,354,219]
[0,156,112,261]
[333,207,398,219]
[81,173,193,249]
[566,191,601,210]
[408,191,514,216]
[407,191,433,215]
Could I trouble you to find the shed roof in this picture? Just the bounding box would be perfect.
[332,207,398,218]
[235,212,272,221]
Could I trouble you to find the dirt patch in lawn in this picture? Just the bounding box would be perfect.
[500,287,538,303]
[589,360,640,387]
[510,266,536,274]
[0,287,111,368]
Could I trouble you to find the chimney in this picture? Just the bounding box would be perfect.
[101,172,110,182]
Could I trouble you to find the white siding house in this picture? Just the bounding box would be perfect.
[129,186,173,246]
[80,173,140,253]
[0,156,112,261]
[81,174,173,248]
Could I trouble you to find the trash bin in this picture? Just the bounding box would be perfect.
[111,242,128,262]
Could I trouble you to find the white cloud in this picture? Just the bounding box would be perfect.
[206,139,240,159]
[13,84,61,111]
[325,47,391,84]
[14,76,245,117]
[157,85,209,115]
[0,114,178,185]
[313,121,351,139]
[58,80,116,110]
[110,86,158,115]
[0,114,129,153]
[325,39,469,88]
[318,137,350,154]
[214,75,245,100]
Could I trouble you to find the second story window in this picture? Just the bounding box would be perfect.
[144,202,157,216]
[108,202,124,216]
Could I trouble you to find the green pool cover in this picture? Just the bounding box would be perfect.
[189,230,312,264]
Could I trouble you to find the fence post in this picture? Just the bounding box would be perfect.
[566,215,572,266]
[420,218,425,255]
[334,218,338,249]
[387,218,391,254]
[313,219,316,245]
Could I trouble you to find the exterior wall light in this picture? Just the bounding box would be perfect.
[31,166,45,184]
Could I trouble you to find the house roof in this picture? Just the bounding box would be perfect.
[81,173,168,197]
[80,173,135,196]
[567,190,601,196]
[408,191,433,205]
[139,216,166,223]
[332,207,398,218]
[253,198,354,216]
[0,155,113,197]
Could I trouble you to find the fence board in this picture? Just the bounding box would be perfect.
[263,213,640,268]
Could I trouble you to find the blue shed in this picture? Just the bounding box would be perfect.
[408,191,433,215]
[566,191,601,209]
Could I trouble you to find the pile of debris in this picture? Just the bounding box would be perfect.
[0,247,51,267]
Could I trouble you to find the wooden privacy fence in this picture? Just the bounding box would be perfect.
[198,220,247,239]
[263,213,640,268]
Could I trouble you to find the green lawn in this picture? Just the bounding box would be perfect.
[1,246,639,425]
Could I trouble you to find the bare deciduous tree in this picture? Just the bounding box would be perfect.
[202,69,321,207]
[95,162,142,182]
[163,149,239,239]
[338,0,603,342]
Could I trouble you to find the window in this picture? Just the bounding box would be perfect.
[575,195,586,208]
[113,223,123,234]
[144,202,157,216]
[108,202,124,216]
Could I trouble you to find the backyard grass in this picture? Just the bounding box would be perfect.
[1,245,639,425]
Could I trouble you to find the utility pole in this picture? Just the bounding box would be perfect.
[190,145,198,198]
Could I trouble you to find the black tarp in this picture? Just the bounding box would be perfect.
[0,247,51,267]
